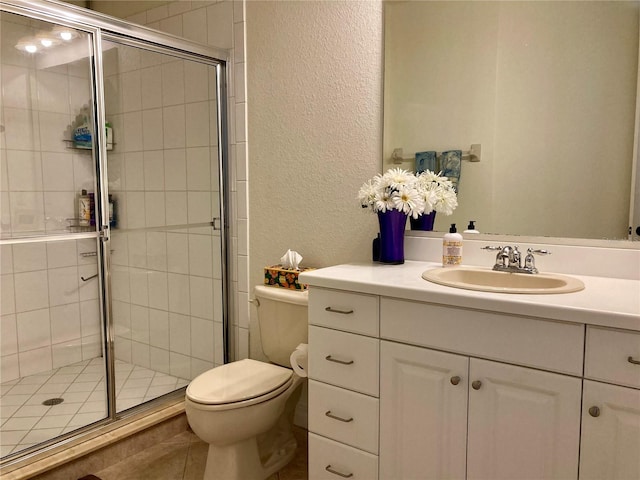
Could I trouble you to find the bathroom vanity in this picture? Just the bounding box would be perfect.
[299,261,640,480]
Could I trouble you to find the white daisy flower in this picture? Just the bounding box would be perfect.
[374,190,394,213]
[358,179,377,208]
[358,168,457,217]
[391,185,425,219]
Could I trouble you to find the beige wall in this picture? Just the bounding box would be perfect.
[246,1,383,359]
[385,1,638,239]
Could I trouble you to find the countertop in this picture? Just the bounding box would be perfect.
[299,261,640,332]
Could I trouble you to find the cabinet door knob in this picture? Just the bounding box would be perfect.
[472,380,482,390]
[325,355,354,365]
[589,406,600,417]
[325,410,354,423]
[326,465,354,478]
[628,356,640,365]
[450,376,461,385]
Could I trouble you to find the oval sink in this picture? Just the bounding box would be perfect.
[422,267,585,294]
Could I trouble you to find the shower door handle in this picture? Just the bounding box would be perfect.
[99,225,110,241]
[211,217,222,231]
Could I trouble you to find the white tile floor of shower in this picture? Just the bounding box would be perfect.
[0,357,188,457]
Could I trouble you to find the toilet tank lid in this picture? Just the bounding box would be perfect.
[186,359,292,405]
[254,285,308,306]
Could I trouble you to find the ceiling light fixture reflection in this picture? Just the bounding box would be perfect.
[52,26,78,42]
[36,33,58,48]
[16,37,38,53]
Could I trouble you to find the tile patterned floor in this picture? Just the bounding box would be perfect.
[93,426,308,480]
[0,358,188,457]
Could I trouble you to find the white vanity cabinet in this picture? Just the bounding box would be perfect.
[307,288,381,480]
[379,341,469,480]
[305,282,640,480]
[379,327,582,480]
[579,326,640,480]
[466,358,581,480]
[579,380,640,480]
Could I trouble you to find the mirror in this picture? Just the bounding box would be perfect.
[384,1,640,241]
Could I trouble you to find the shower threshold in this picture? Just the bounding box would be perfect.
[0,358,188,457]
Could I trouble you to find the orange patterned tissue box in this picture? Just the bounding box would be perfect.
[264,265,315,290]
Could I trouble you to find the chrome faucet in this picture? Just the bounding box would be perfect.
[483,245,551,274]
[496,245,512,268]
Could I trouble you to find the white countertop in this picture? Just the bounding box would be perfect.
[299,261,640,332]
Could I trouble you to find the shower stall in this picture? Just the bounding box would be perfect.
[0,0,229,465]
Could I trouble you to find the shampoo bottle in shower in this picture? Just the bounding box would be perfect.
[78,190,90,226]
[109,194,117,228]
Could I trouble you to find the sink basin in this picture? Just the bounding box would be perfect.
[422,267,585,294]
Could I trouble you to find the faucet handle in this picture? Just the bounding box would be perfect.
[527,248,552,256]
[524,251,537,273]
[523,248,550,274]
[481,245,502,251]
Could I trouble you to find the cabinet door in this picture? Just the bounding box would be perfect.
[579,380,640,480]
[467,358,582,480]
[380,341,469,480]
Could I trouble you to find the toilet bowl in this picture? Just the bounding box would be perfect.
[185,286,308,480]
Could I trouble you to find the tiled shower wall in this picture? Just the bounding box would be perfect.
[0,2,250,384]
[124,0,250,363]
[0,16,102,382]
[102,42,225,379]
[0,240,102,382]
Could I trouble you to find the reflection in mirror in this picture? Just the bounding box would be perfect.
[384,1,640,241]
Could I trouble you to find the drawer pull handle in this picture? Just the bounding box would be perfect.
[472,380,482,390]
[325,307,354,315]
[325,355,354,365]
[325,410,354,423]
[450,376,461,386]
[628,356,640,365]
[589,406,600,417]
[326,465,353,478]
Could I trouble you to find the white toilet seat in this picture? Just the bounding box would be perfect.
[186,359,294,411]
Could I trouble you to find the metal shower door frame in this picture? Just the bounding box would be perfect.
[0,0,230,467]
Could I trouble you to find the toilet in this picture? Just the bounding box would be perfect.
[185,285,308,480]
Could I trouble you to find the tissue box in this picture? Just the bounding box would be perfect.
[264,265,315,290]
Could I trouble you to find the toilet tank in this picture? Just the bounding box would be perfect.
[254,285,308,367]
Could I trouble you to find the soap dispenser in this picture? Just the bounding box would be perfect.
[443,223,463,267]
[464,221,479,234]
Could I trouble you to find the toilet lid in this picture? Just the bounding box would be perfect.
[186,359,293,405]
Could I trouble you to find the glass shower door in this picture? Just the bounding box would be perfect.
[101,39,225,412]
[0,11,107,458]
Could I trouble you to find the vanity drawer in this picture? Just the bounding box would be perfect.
[585,326,640,389]
[309,380,379,454]
[309,325,379,396]
[381,298,584,376]
[309,288,379,336]
[309,433,378,480]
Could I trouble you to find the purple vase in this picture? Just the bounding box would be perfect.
[377,210,407,264]
[410,211,436,231]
